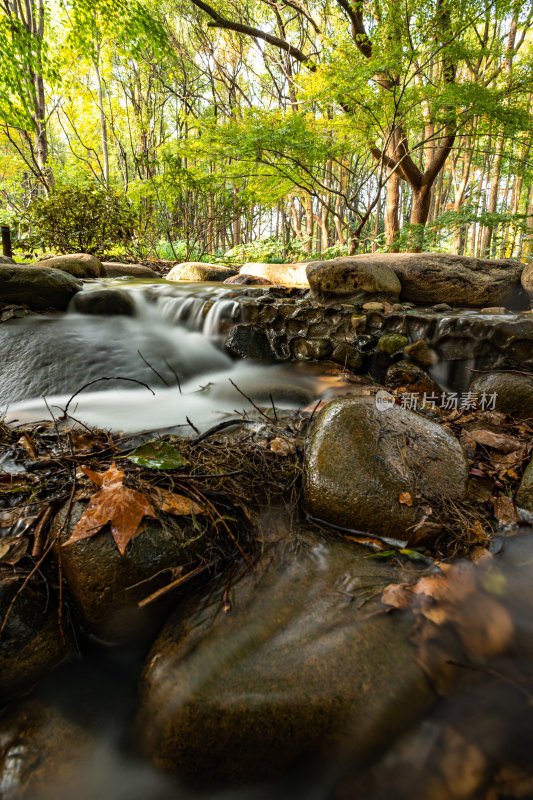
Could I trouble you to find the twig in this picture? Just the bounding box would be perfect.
[137,350,170,386]
[269,394,278,422]
[229,378,271,422]
[191,418,252,445]
[186,416,201,434]
[308,398,322,423]
[138,561,215,607]
[62,376,155,417]
[31,505,54,558]
[163,359,182,393]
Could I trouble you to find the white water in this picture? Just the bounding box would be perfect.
[3,282,334,433]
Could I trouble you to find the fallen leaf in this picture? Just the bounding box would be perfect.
[270,437,295,456]
[469,429,521,453]
[381,582,413,610]
[399,492,413,506]
[382,300,395,314]
[407,520,444,547]
[492,495,520,525]
[0,537,28,564]
[63,463,156,555]
[126,441,187,470]
[17,432,38,459]
[155,487,206,516]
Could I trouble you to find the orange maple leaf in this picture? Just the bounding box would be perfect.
[63,463,156,556]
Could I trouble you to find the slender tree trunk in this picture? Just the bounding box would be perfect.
[94,47,110,186]
[385,168,400,250]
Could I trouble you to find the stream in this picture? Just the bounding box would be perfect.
[1,281,343,433]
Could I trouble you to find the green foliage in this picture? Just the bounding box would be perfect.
[22,185,137,255]
[224,235,309,263]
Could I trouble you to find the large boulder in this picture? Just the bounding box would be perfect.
[520,261,533,305]
[341,253,526,308]
[306,258,401,304]
[101,261,159,279]
[0,254,15,264]
[304,395,469,537]
[469,372,533,419]
[51,500,215,643]
[137,529,433,787]
[0,568,73,701]
[0,265,81,311]
[30,253,104,279]
[224,273,273,285]
[239,262,310,287]
[167,262,237,282]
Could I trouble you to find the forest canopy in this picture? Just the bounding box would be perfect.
[0,0,532,260]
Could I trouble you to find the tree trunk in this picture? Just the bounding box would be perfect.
[385,169,400,250]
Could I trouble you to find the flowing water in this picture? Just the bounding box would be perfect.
[1,282,341,433]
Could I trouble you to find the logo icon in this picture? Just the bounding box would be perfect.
[375,390,396,411]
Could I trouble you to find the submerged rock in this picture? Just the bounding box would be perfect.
[137,529,433,787]
[51,501,214,643]
[29,253,104,279]
[306,258,401,305]
[71,288,136,316]
[0,568,73,701]
[0,700,94,800]
[469,372,533,419]
[0,266,81,311]
[304,395,468,537]
[167,262,237,282]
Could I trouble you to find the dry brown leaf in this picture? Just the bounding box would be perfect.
[0,537,28,565]
[381,582,414,610]
[492,495,520,525]
[63,463,156,556]
[469,429,521,453]
[17,431,38,459]
[407,520,444,547]
[270,437,295,456]
[156,487,206,516]
[399,491,413,506]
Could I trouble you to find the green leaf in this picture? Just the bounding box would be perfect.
[126,441,187,470]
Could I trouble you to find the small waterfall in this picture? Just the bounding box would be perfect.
[136,284,243,339]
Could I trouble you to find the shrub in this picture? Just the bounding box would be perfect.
[23,186,137,255]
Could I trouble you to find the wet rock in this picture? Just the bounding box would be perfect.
[304,395,468,537]
[29,253,104,279]
[331,342,362,369]
[101,262,158,279]
[480,306,508,314]
[516,458,533,512]
[137,530,433,787]
[432,303,453,312]
[167,262,237,282]
[307,259,401,305]
[363,302,385,312]
[343,253,526,309]
[0,700,95,800]
[0,568,73,701]
[469,372,533,419]
[240,262,310,287]
[225,324,273,360]
[0,266,81,311]
[385,360,442,399]
[378,334,408,355]
[51,502,213,643]
[224,274,273,285]
[291,337,333,360]
[351,313,367,333]
[71,289,136,316]
[403,339,438,367]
